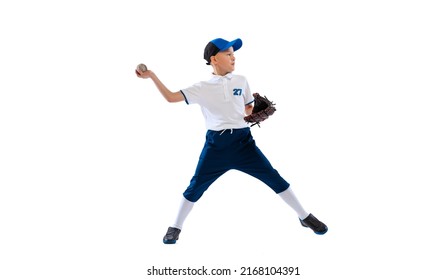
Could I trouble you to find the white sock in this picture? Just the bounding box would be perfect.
[171,197,195,230]
[278,187,309,220]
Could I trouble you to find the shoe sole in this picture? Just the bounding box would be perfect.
[300,221,328,235]
[163,239,177,244]
[315,228,328,235]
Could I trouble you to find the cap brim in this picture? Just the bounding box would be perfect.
[223,38,242,52]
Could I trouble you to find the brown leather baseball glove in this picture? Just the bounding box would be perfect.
[244,93,276,127]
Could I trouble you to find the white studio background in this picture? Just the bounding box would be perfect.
[1,0,446,279]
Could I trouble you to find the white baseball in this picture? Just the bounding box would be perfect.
[137,63,147,72]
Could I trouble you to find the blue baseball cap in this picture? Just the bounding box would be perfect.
[204,38,243,65]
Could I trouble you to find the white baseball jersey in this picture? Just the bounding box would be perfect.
[181,74,254,131]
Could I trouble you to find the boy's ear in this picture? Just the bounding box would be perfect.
[210,55,217,65]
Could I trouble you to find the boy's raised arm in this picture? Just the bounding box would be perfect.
[136,68,184,103]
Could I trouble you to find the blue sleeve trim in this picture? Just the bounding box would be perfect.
[245,99,254,106]
[180,90,189,104]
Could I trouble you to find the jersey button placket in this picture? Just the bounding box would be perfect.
[222,78,230,102]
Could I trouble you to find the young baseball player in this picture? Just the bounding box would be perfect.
[136,38,328,244]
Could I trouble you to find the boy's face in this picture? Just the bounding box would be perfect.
[212,47,236,75]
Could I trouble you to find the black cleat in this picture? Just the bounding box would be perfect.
[163,227,181,244]
[300,213,328,235]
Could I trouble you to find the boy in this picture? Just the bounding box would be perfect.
[136,38,328,244]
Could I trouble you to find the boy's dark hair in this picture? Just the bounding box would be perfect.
[204,42,221,65]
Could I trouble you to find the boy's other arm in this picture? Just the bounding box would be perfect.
[245,104,253,116]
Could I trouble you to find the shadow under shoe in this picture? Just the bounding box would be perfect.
[163,227,181,244]
[300,213,328,235]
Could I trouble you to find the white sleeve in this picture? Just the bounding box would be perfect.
[181,82,203,105]
[243,78,254,105]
